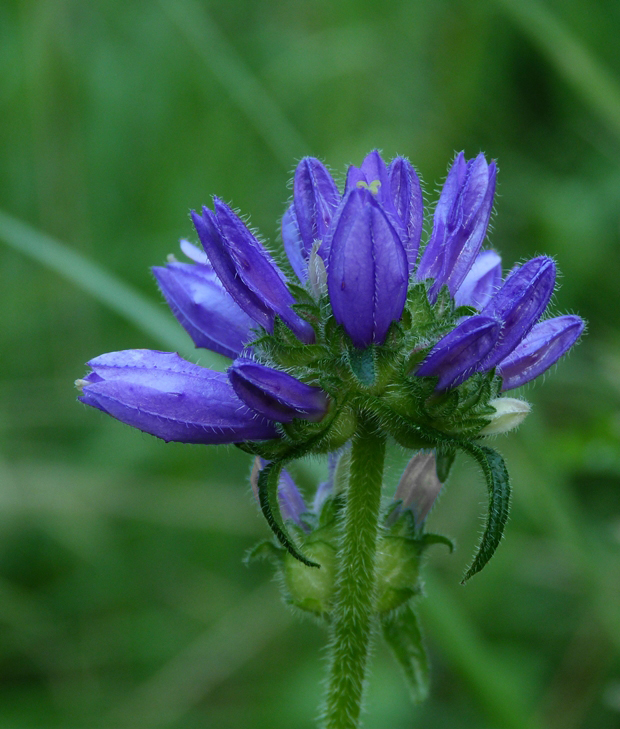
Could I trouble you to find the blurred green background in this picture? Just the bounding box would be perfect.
[1,0,620,727]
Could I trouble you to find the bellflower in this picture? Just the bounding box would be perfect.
[77,148,584,565]
[77,149,586,728]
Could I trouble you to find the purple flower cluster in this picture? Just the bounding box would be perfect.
[78,151,584,449]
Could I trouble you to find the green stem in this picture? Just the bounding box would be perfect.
[322,418,386,729]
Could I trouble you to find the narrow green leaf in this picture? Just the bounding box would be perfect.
[458,444,511,583]
[158,0,307,168]
[257,460,319,569]
[381,605,429,704]
[0,209,228,368]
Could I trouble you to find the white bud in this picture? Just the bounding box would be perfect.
[479,397,531,435]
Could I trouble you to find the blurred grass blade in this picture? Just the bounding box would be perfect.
[158,0,308,168]
[0,209,226,368]
[497,0,620,141]
[110,580,293,727]
[421,573,544,729]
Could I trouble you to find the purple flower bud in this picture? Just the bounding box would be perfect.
[342,151,414,268]
[497,315,585,390]
[192,200,315,343]
[192,206,274,331]
[454,250,502,310]
[228,358,329,423]
[281,204,307,282]
[327,187,409,349]
[416,315,501,390]
[417,152,496,302]
[388,156,424,274]
[392,452,443,527]
[479,256,556,370]
[293,158,341,258]
[76,350,278,444]
[153,261,254,359]
[250,457,308,529]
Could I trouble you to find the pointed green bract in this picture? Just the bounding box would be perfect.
[458,444,511,583]
[381,605,429,704]
[257,460,319,568]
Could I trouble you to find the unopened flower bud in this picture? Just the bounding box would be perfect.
[479,397,531,435]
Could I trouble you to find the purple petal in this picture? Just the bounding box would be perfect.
[479,256,556,370]
[417,153,496,301]
[228,358,329,423]
[441,157,497,296]
[281,204,308,282]
[416,315,501,390]
[192,207,275,332]
[454,250,502,310]
[359,149,392,195]
[213,197,315,343]
[388,156,424,274]
[153,263,254,359]
[497,315,585,390]
[78,350,278,443]
[417,152,469,284]
[327,188,408,348]
[293,157,341,256]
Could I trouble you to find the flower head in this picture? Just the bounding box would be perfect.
[77,150,584,572]
[78,149,583,445]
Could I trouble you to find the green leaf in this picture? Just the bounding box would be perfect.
[257,460,320,569]
[458,443,511,583]
[381,605,429,704]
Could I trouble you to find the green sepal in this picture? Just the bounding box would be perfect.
[348,346,376,387]
[244,539,285,565]
[452,304,478,318]
[257,460,320,569]
[457,443,511,583]
[381,605,429,704]
[435,446,456,482]
[419,532,454,552]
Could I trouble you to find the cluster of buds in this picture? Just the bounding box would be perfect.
[77,150,584,580]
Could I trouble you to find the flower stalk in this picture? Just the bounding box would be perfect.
[322,417,386,729]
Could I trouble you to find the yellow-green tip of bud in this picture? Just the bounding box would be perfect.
[74,378,89,394]
[479,397,531,435]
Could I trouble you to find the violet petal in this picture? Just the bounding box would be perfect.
[78,350,278,443]
[417,153,496,301]
[388,156,424,274]
[281,204,308,282]
[153,262,254,359]
[327,188,408,349]
[479,256,556,370]
[416,315,501,390]
[497,315,585,390]
[454,250,502,310]
[293,157,341,256]
[228,358,329,423]
[192,207,275,332]
[213,197,315,343]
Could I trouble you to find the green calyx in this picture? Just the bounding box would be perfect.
[244,281,501,465]
[248,494,453,619]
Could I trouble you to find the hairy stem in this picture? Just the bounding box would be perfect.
[322,418,386,729]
